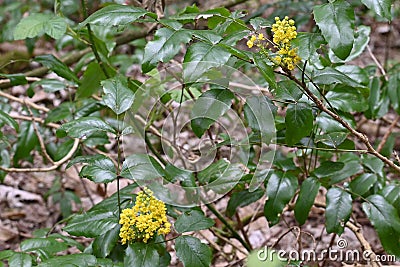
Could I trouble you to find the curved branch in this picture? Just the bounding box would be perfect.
[0,138,80,173]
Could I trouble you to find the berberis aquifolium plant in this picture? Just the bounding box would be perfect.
[0,0,400,266]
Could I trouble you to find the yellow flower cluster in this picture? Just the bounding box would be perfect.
[246,33,265,49]
[246,16,301,71]
[271,16,301,70]
[119,188,171,244]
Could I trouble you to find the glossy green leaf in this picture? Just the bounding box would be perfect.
[388,74,400,113]
[274,80,303,102]
[37,254,97,267]
[183,42,231,82]
[325,188,352,235]
[175,236,212,267]
[313,0,355,60]
[124,243,159,267]
[142,27,192,73]
[329,26,371,63]
[201,163,244,194]
[226,188,264,217]
[315,132,348,148]
[285,102,313,146]
[244,95,276,144]
[80,156,117,183]
[14,122,39,165]
[349,173,377,196]
[312,67,364,89]
[21,237,68,258]
[79,4,156,28]
[9,253,32,267]
[59,117,116,138]
[63,210,119,238]
[120,154,165,181]
[93,226,120,258]
[101,75,135,115]
[361,154,384,174]
[175,210,215,233]
[0,109,18,131]
[361,0,392,20]
[363,195,400,257]
[191,89,234,137]
[380,185,400,214]
[313,161,345,179]
[34,54,79,83]
[325,85,368,112]
[294,177,321,225]
[292,32,325,60]
[14,13,67,40]
[264,172,298,226]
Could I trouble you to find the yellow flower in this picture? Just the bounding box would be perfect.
[247,40,254,48]
[258,33,265,40]
[271,16,301,70]
[119,188,171,244]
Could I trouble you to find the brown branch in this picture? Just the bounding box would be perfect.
[367,46,388,80]
[0,90,49,112]
[0,138,80,172]
[10,114,59,129]
[288,73,400,173]
[314,201,381,267]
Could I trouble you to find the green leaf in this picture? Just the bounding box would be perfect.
[93,226,120,258]
[63,210,118,238]
[274,80,303,102]
[313,0,355,60]
[244,96,276,144]
[285,102,313,146]
[9,253,32,267]
[80,156,117,183]
[77,62,107,98]
[0,73,27,86]
[264,172,298,226]
[59,117,116,138]
[183,42,231,82]
[21,237,68,259]
[125,243,159,267]
[14,121,39,165]
[388,74,400,114]
[0,109,18,131]
[101,75,135,115]
[315,132,348,148]
[226,188,264,217]
[14,13,67,40]
[349,173,377,196]
[45,102,73,123]
[325,85,368,112]
[175,210,215,233]
[361,0,392,20]
[120,154,165,181]
[292,32,325,60]
[312,67,364,89]
[34,54,79,83]
[175,236,212,267]
[142,27,192,73]
[37,254,97,267]
[191,89,234,137]
[362,195,400,257]
[325,188,352,235]
[294,177,321,225]
[380,185,400,214]
[253,55,277,90]
[79,4,156,28]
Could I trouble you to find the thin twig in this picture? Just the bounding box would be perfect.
[0,90,49,112]
[0,77,40,84]
[10,114,59,129]
[26,105,54,164]
[376,115,400,153]
[367,46,388,80]
[0,138,80,172]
